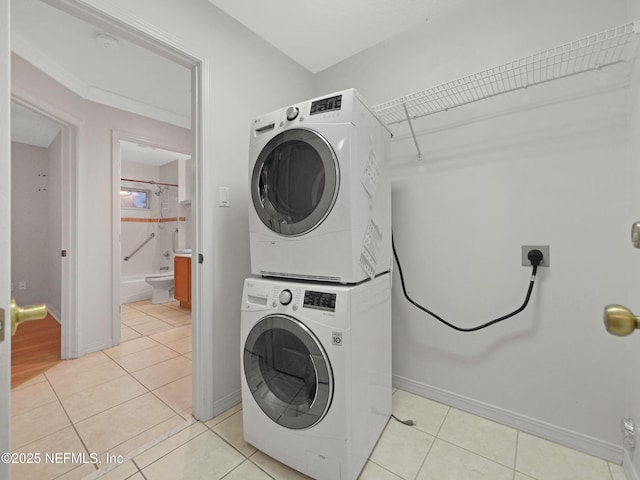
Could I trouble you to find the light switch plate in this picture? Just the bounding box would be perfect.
[219,186,230,207]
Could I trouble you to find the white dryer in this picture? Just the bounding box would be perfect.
[240,274,392,480]
[248,89,392,284]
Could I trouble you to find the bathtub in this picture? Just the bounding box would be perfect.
[121,272,173,304]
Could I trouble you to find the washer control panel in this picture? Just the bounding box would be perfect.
[243,279,340,317]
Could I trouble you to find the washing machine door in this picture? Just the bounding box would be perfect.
[243,314,333,429]
[251,128,339,236]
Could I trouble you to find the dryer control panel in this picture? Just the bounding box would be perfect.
[309,94,342,116]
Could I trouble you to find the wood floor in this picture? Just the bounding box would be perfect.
[11,313,61,389]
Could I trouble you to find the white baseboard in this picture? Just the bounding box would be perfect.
[80,339,117,358]
[393,374,623,464]
[209,389,242,421]
[46,304,61,324]
[625,449,639,480]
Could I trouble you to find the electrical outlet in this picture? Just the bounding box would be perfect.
[521,245,550,267]
[18,281,27,290]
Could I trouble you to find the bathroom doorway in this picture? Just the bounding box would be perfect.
[114,135,194,336]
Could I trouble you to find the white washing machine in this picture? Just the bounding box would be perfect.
[240,274,392,480]
[248,89,392,284]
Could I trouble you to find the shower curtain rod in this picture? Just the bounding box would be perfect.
[121,178,178,187]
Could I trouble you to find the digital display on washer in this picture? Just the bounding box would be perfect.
[303,290,337,312]
[310,95,342,115]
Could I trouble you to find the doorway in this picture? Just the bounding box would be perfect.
[10,101,65,387]
[9,97,78,368]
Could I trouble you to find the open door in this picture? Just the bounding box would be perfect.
[602,40,640,479]
[0,0,12,477]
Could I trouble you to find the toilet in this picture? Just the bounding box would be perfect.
[145,272,175,304]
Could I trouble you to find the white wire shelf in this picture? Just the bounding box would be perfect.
[373,21,638,127]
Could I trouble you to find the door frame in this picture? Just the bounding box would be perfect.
[1,1,11,475]
[45,0,215,420]
[111,129,192,346]
[10,92,80,360]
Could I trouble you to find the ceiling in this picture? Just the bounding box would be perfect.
[120,141,190,167]
[207,0,468,73]
[10,0,468,145]
[11,103,62,148]
[11,0,192,129]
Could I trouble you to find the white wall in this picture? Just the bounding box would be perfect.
[314,0,632,462]
[11,141,51,307]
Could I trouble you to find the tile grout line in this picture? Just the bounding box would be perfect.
[403,404,446,480]
[81,418,197,479]
[41,371,100,477]
[365,457,405,480]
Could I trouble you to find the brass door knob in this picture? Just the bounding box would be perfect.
[604,304,640,336]
[11,298,47,335]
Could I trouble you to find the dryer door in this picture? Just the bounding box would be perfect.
[251,128,339,236]
[243,314,333,429]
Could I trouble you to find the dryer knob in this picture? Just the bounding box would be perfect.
[279,289,293,306]
[286,106,299,121]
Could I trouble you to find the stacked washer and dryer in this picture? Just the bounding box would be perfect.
[241,89,393,480]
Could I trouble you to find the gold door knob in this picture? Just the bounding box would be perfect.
[11,298,47,336]
[604,304,640,336]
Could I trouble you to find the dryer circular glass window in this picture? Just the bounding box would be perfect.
[251,128,339,236]
[243,314,334,430]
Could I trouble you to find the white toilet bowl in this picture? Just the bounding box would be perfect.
[145,272,175,304]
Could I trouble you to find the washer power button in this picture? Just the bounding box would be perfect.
[279,289,293,306]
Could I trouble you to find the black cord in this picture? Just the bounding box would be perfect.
[391,414,416,426]
[392,236,538,332]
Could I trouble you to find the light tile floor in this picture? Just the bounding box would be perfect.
[10,300,193,480]
[85,391,626,480]
[11,300,628,480]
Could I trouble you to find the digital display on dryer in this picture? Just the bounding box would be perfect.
[303,290,337,312]
[310,95,342,115]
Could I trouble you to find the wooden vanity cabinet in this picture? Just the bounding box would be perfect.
[174,255,191,309]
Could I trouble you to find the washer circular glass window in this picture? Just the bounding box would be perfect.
[243,314,333,430]
[251,128,339,236]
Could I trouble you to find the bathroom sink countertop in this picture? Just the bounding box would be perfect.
[175,253,192,258]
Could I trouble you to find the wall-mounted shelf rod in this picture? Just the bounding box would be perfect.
[373,20,638,153]
[402,102,423,161]
[124,233,155,261]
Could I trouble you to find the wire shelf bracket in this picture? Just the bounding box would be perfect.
[374,20,639,160]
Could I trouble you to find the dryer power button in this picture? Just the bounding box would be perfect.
[286,106,299,121]
[279,289,293,306]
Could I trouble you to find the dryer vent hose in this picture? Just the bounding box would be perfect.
[392,236,540,333]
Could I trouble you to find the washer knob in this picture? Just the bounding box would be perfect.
[286,106,299,121]
[279,289,293,305]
